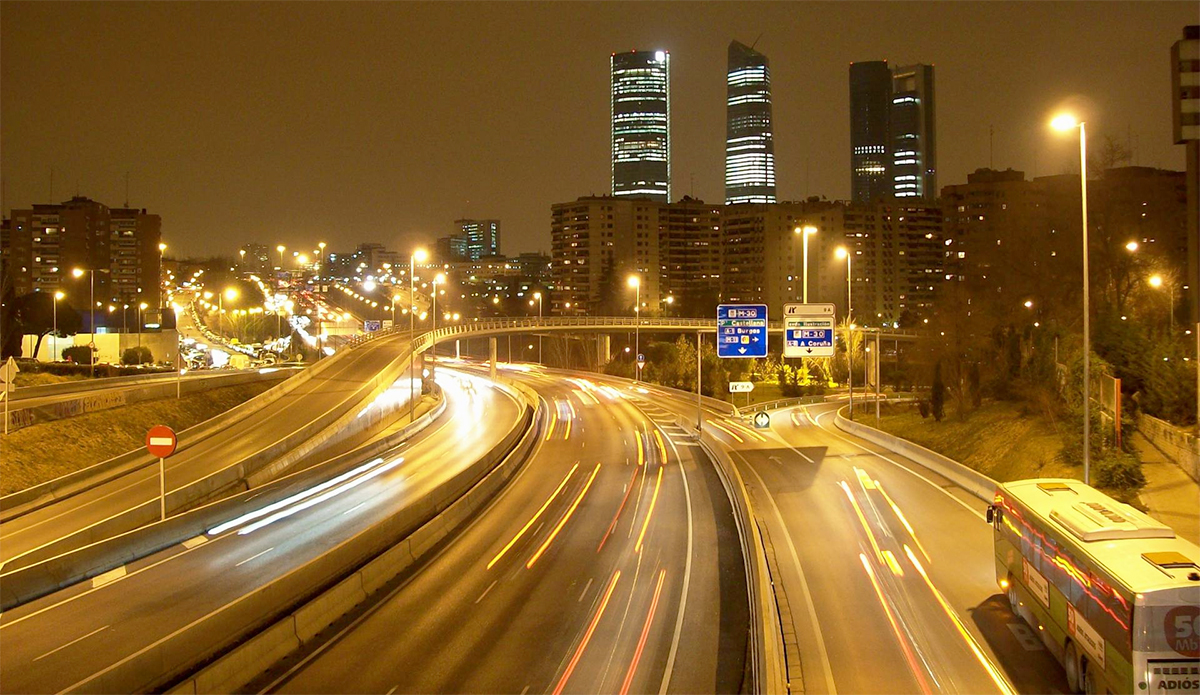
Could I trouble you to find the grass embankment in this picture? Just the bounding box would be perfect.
[871,400,1076,482]
[0,381,274,495]
[13,372,87,387]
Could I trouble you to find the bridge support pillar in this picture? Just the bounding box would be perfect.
[455,339,460,359]
[597,334,611,366]
[489,337,497,380]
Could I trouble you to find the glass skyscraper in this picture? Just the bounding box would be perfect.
[890,64,937,199]
[611,50,670,202]
[849,61,892,202]
[725,40,776,204]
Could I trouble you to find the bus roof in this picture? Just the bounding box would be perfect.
[999,478,1200,594]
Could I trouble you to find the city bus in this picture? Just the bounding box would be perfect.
[988,479,1200,694]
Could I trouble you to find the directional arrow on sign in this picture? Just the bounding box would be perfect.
[738,347,747,354]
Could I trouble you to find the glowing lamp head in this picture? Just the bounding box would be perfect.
[224,288,239,300]
[54,291,65,300]
[362,279,377,292]
[626,275,640,288]
[835,247,849,260]
[1125,241,1139,252]
[318,242,326,249]
[276,245,285,253]
[158,243,167,252]
[298,254,309,265]
[72,268,85,278]
[1024,300,1033,308]
[139,302,148,310]
[533,291,541,300]
[1148,274,1164,288]
[413,248,429,263]
[665,296,675,304]
[1050,114,1079,131]
[435,273,446,284]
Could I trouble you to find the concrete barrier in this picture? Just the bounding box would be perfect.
[164,382,543,695]
[1137,413,1200,483]
[0,389,448,601]
[833,407,997,502]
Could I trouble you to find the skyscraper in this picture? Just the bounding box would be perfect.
[725,40,776,204]
[890,64,937,199]
[849,61,891,202]
[611,50,670,202]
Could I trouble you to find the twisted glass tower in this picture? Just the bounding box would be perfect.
[725,41,776,204]
[611,50,670,202]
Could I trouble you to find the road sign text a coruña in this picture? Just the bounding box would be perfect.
[783,303,836,358]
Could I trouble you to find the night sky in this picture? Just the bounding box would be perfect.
[2,2,1195,259]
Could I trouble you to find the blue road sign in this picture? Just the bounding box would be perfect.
[717,304,768,358]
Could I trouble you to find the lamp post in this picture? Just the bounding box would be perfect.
[219,288,238,342]
[158,243,167,309]
[836,247,854,419]
[627,275,641,382]
[409,248,428,421]
[52,291,65,361]
[794,225,818,303]
[1052,112,1092,484]
[276,245,285,271]
[432,273,445,376]
[138,302,148,350]
[533,291,543,364]
[72,267,104,377]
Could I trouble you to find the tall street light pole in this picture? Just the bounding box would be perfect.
[409,248,428,421]
[534,291,543,364]
[276,245,286,271]
[72,268,98,377]
[836,247,853,419]
[1052,113,1092,485]
[627,275,640,382]
[158,243,167,309]
[432,273,445,377]
[794,225,817,303]
[53,291,64,361]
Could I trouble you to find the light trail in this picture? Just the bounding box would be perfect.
[874,479,931,564]
[527,463,601,568]
[636,433,645,466]
[597,467,641,552]
[488,463,579,570]
[634,465,663,553]
[707,421,744,443]
[553,569,621,695]
[545,404,558,441]
[903,545,1016,695]
[859,553,933,695]
[653,430,668,465]
[619,569,667,695]
[839,480,885,563]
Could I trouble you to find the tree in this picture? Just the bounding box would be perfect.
[1,292,84,359]
[121,345,154,365]
[931,359,946,422]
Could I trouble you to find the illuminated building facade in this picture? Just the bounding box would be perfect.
[725,40,776,204]
[890,63,937,199]
[849,61,892,202]
[611,50,670,202]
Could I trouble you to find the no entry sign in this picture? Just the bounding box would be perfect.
[146,425,178,458]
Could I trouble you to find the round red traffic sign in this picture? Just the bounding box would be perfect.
[146,425,177,458]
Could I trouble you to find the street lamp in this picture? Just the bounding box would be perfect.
[52,291,65,361]
[835,247,854,418]
[431,273,445,376]
[1125,241,1139,252]
[533,291,543,364]
[318,242,326,280]
[158,243,167,309]
[219,287,238,341]
[276,245,285,270]
[138,302,148,349]
[794,225,818,302]
[1149,274,1174,330]
[409,248,428,421]
[627,275,641,381]
[72,267,107,377]
[1052,111,1093,484]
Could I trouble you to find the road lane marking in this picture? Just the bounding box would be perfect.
[527,463,601,568]
[32,624,109,662]
[235,547,274,568]
[341,502,367,516]
[488,463,578,570]
[474,579,498,604]
[620,569,667,695]
[737,452,837,694]
[91,566,126,589]
[553,570,620,695]
[579,577,594,602]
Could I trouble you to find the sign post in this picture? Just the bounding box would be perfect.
[783,303,836,358]
[730,380,754,409]
[146,425,178,521]
[717,304,768,359]
[0,357,19,435]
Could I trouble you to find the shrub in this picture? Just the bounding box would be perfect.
[918,400,930,419]
[121,345,154,365]
[1092,450,1146,496]
[931,360,945,421]
[62,345,94,364]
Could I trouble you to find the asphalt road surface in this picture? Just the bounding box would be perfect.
[0,331,414,565]
[261,363,750,695]
[0,368,524,694]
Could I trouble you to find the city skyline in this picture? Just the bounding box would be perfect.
[1,2,1195,258]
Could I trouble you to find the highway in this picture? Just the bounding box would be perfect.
[259,363,750,695]
[611,380,1070,695]
[0,368,525,694]
[0,331,414,565]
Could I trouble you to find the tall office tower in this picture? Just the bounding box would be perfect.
[890,64,937,199]
[725,41,776,204]
[611,50,670,202]
[454,219,501,260]
[1171,25,1199,322]
[849,61,892,202]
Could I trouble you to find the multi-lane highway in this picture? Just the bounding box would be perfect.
[0,369,525,694]
[605,379,1070,695]
[0,331,414,564]
[258,364,750,695]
